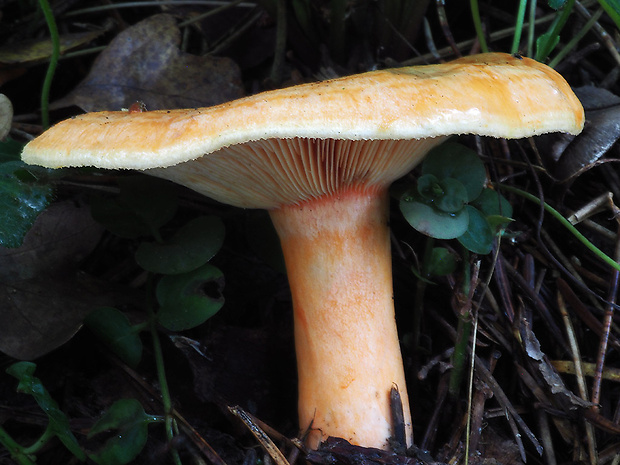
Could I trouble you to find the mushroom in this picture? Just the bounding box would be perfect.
[22,53,584,450]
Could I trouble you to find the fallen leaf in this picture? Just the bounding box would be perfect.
[0,30,105,66]
[575,85,620,110]
[52,14,244,112]
[0,94,12,140]
[0,200,109,360]
[521,318,593,409]
[554,86,620,181]
[172,324,296,423]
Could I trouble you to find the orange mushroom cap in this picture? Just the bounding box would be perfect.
[23,53,583,210]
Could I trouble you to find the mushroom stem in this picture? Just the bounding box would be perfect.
[269,187,412,449]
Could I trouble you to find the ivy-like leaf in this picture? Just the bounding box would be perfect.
[417,174,468,213]
[421,143,486,202]
[89,399,158,465]
[400,192,469,240]
[84,307,143,368]
[156,263,225,331]
[427,247,458,277]
[90,176,178,239]
[0,139,53,248]
[136,215,225,275]
[457,206,494,254]
[473,188,514,232]
[6,362,87,460]
[473,188,513,218]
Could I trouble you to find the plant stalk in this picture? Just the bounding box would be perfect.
[495,183,620,273]
[37,0,60,130]
[146,277,182,465]
[0,426,37,465]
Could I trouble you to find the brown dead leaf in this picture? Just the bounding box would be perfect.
[0,200,108,360]
[174,324,295,422]
[521,318,593,409]
[52,14,244,112]
[553,87,620,181]
[0,94,12,139]
[0,30,105,66]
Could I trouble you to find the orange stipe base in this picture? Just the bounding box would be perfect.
[269,188,412,449]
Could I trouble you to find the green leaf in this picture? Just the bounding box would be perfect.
[156,264,225,331]
[416,173,440,199]
[535,0,576,61]
[6,362,86,460]
[84,307,143,368]
[548,0,567,8]
[600,0,620,14]
[457,206,494,254]
[487,214,514,232]
[473,188,513,218]
[473,189,513,232]
[135,215,225,275]
[0,138,23,163]
[598,0,620,28]
[421,143,486,202]
[120,177,178,229]
[427,247,457,276]
[90,195,149,239]
[90,176,178,238]
[535,31,560,61]
[88,399,157,465]
[400,192,469,240]
[0,139,52,248]
[6,360,37,384]
[417,174,468,213]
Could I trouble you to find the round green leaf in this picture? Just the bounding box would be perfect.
[457,206,494,254]
[84,307,143,368]
[421,143,486,202]
[435,178,468,213]
[428,247,458,276]
[473,188,513,218]
[156,264,224,331]
[417,173,441,199]
[136,215,225,275]
[417,174,468,213]
[90,176,178,239]
[89,399,155,465]
[472,188,514,232]
[400,194,469,239]
[90,195,151,239]
[120,177,177,229]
